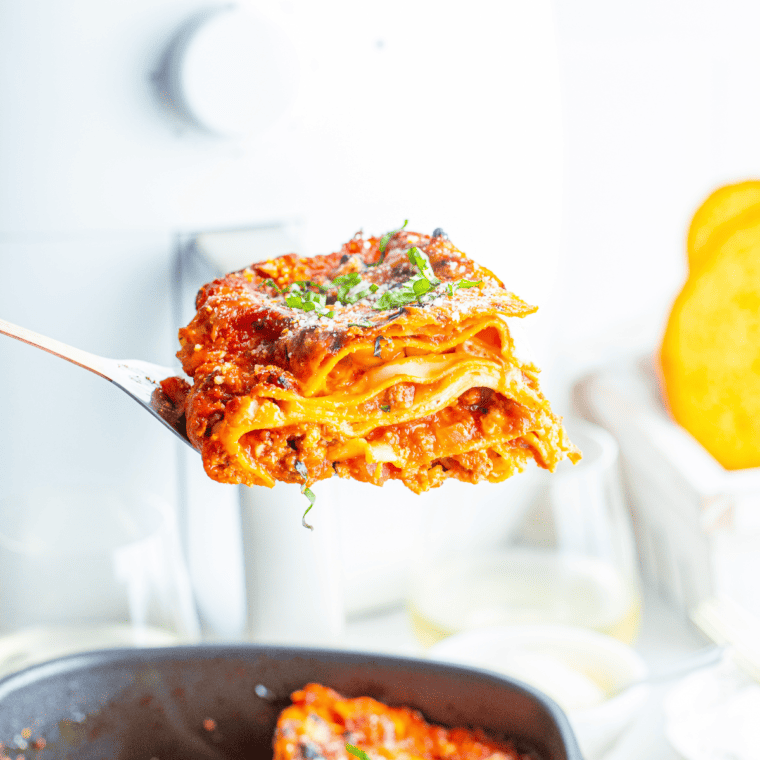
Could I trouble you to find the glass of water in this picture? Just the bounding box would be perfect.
[408,418,642,647]
[0,485,200,676]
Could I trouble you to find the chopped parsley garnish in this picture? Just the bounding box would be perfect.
[284,284,334,318]
[446,279,482,295]
[332,273,377,305]
[407,246,440,286]
[372,220,408,266]
[380,404,390,412]
[346,746,371,760]
[302,487,315,530]
[264,279,334,319]
[332,273,360,300]
[270,226,485,318]
[373,289,416,310]
[373,247,440,310]
[294,459,316,529]
[348,320,373,328]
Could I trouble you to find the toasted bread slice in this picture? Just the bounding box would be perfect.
[687,180,760,272]
[661,211,760,469]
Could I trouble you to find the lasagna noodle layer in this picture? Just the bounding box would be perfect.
[302,314,514,396]
[200,321,549,491]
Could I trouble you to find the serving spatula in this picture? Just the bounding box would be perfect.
[0,317,194,448]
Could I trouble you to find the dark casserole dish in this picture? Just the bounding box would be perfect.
[0,645,582,760]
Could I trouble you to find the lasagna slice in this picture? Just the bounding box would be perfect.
[167,228,579,494]
[273,683,529,760]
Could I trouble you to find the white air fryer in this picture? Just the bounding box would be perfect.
[0,0,563,640]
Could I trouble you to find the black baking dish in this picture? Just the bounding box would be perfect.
[0,645,582,760]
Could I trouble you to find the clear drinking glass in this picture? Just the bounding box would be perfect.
[408,418,642,647]
[0,485,200,676]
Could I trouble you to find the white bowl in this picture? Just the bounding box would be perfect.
[428,624,649,760]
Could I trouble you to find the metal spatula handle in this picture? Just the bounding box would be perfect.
[0,317,113,379]
[0,316,193,447]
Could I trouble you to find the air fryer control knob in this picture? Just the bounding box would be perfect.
[156,5,297,138]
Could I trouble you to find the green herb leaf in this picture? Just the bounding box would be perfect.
[284,285,334,318]
[263,278,282,293]
[445,278,483,297]
[373,220,408,266]
[333,273,364,304]
[413,277,432,298]
[305,291,327,309]
[329,273,379,306]
[373,288,418,311]
[301,488,315,530]
[348,320,373,328]
[346,288,370,305]
[370,243,468,312]
[406,247,425,270]
[346,746,371,760]
[296,460,316,530]
[380,404,390,412]
[407,247,440,286]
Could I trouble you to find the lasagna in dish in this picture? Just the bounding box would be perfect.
[165,228,579,495]
[273,683,529,760]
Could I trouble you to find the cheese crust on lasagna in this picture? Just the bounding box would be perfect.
[167,229,579,493]
[273,683,530,760]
